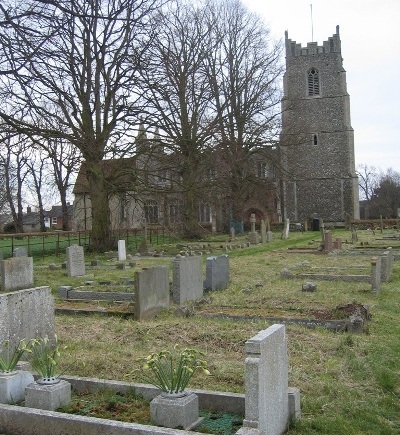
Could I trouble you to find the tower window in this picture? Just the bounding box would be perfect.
[308,68,320,96]
[313,134,318,145]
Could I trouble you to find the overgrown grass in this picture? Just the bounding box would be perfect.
[23,229,400,433]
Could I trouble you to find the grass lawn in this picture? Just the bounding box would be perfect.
[29,228,400,434]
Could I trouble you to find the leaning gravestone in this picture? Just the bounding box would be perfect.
[204,254,229,291]
[66,245,85,277]
[237,324,289,435]
[134,266,169,321]
[0,257,34,291]
[172,255,203,304]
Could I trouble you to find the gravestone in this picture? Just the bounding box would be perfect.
[13,247,27,257]
[371,256,381,292]
[260,220,267,244]
[134,266,169,321]
[66,245,85,277]
[333,238,342,250]
[282,219,290,239]
[266,218,273,242]
[0,286,55,352]
[237,324,289,435]
[173,255,203,304]
[247,213,260,245]
[0,257,34,291]
[204,255,230,291]
[230,227,236,241]
[117,240,126,262]
[323,230,333,253]
[380,251,391,283]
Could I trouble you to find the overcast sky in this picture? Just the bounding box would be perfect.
[242,0,400,173]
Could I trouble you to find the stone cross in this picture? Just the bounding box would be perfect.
[250,213,256,233]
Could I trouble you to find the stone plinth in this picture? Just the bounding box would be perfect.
[25,379,71,411]
[0,371,34,404]
[150,392,201,430]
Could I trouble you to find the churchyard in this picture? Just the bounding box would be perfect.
[0,227,399,434]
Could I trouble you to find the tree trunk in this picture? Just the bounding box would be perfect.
[85,161,113,251]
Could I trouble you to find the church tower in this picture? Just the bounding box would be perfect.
[280,26,359,225]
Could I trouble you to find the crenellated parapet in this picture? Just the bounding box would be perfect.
[285,25,341,58]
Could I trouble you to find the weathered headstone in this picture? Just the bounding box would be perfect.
[0,286,55,351]
[260,220,267,244]
[237,324,289,435]
[117,240,126,262]
[13,247,27,257]
[204,255,230,291]
[0,257,34,291]
[66,245,85,277]
[380,251,391,283]
[173,255,203,304]
[371,256,381,292]
[230,227,236,241]
[134,266,169,320]
[323,230,333,253]
[332,238,342,250]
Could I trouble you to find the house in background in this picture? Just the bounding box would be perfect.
[1,205,73,233]
[44,204,73,230]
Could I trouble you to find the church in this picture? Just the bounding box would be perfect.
[73,27,359,232]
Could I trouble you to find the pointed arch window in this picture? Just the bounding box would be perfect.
[308,68,320,96]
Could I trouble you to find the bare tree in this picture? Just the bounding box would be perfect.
[139,0,218,238]
[0,0,163,250]
[0,131,29,232]
[204,0,283,222]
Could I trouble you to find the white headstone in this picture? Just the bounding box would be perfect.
[118,240,127,261]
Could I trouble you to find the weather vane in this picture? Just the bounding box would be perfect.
[310,4,314,42]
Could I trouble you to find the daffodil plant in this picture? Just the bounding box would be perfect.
[28,335,62,380]
[0,339,31,373]
[134,346,211,394]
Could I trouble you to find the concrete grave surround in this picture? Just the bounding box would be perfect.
[172,255,203,304]
[204,255,230,291]
[0,287,55,351]
[237,324,289,435]
[118,240,127,262]
[0,256,34,291]
[134,266,169,320]
[66,245,85,277]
